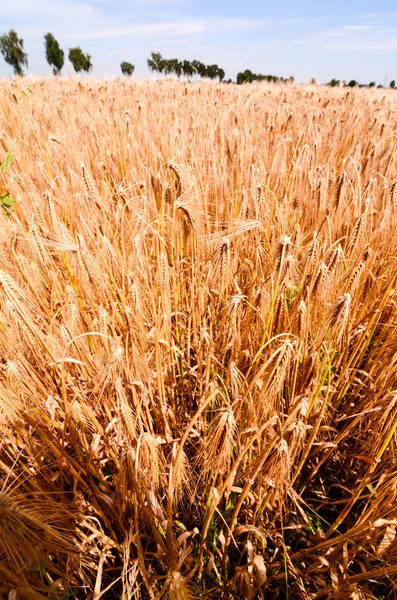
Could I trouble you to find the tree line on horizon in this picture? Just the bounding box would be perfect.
[236,69,294,85]
[0,29,227,81]
[146,51,225,81]
[1,28,396,89]
[327,77,396,89]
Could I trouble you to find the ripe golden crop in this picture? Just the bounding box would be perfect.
[0,78,396,599]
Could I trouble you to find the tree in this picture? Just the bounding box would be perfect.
[191,60,207,78]
[147,52,164,76]
[237,69,290,85]
[120,61,134,76]
[68,47,92,74]
[347,80,358,87]
[147,53,224,81]
[182,60,194,79]
[237,69,253,84]
[173,59,182,78]
[0,29,28,76]
[44,33,64,76]
[368,82,376,87]
[217,67,225,82]
[162,58,171,75]
[206,64,220,80]
[391,80,396,89]
[165,58,182,78]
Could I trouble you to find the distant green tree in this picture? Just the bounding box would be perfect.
[369,82,376,87]
[148,54,224,81]
[0,29,28,76]
[347,80,358,87]
[161,59,170,75]
[147,52,165,76]
[199,62,208,77]
[328,79,340,87]
[120,61,134,76]
[390,80,396,89]
[174,60,182,78]
[237,69,291,85]
[165,58,182,77]
[44,33,64,75]
[206,64,220,80]
[217,67,225,81]
[237,70,253,84]
[68,47,92,74]
[191,60,207,77]
[182,60,194,78]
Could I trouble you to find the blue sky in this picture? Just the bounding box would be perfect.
[1,0,397,83]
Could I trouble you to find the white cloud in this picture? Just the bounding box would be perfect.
[322,38,397,53]
[53,17,271,41]
[355,11,397,19]
[68,20,207,39]
[311,20,397,53]
[341,25,374,31]
[133,0,181,4]
[0,0,104,19]
[95,17,271,40]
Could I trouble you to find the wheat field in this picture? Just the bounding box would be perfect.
[0,78,397,599]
